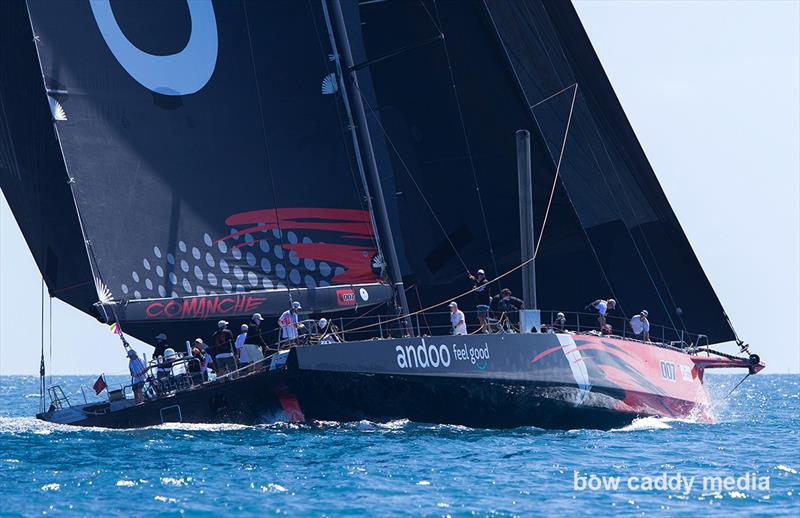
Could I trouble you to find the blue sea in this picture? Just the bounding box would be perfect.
[0,374,797,516]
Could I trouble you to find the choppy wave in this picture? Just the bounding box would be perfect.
[0,374,797,515]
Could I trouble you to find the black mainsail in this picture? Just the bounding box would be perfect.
[1,0,397,333]
[1,0,736,345]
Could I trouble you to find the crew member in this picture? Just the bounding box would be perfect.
[588,298,616,330]
[211,320,235,376]
[127,349,147,404]
[245,312,271,354]
[195,338,213,379]
[278,301,303,345]
[235,323,252,369]
[468,268,491,333]
[491,289,524,332]
[153,333,169,359]
[630,310,650,342]
[551,312,567,333]
[449,301,467,335]
[317,317,340,344]
[188,347,204,385]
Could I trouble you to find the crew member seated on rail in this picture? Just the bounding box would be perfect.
[317,318,340,344]
[449,301,467,335]
[279,301,304,346]
[127,349,147,403]
[188,347,204,385]
[630,310,650,342]
[550,312,567,333]
[587,298,616,330]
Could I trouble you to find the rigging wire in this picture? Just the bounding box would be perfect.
[565,105,678,332]
[39,279,45,413]
[242,2,291,302]
[430,0,499,279]
[48,290,52,387]
[534,83,577,256]
[353,86,471,275]
[478,2,629,321]
[312,0,384,262]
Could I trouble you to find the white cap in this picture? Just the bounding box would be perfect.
[608,299,616,306]
[318,318,328,328]
[292,301,302,310]
[194,338,203,344]
[477,269,485,275]
[252,313,263,322]
[218,320,228,328]
[641,309,648,317]
[449,301,458,308]
[556,312,565,319]
[155,333,167,341]
[164,348,177,359]
[241,323,249,331]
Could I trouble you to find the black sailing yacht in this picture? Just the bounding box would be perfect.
[1,0,761,430]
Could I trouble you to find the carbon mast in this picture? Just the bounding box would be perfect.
[323,0,413,335]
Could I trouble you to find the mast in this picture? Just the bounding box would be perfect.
[516,130,537,310]
[326,0,412,335]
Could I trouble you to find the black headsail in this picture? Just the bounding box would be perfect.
[1,0,395,328]
[346,0,735,344]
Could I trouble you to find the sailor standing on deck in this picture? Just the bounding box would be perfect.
[468,268,491,333]
[245,312,272,355]
[127,349,147,404]
[279,301,303,346]
[449,301,467,335]
[211,320,235,376]
[588,298,616,331]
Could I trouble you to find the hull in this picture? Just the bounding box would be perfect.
[287,333,713,429]
[38,334,724,429]
[38,333,730,430]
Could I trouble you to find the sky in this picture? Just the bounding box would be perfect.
[1,0,798,375]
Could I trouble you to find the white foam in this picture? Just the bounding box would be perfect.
[612,416,673,432]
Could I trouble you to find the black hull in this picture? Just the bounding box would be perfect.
[288,371,637,430]
[38,333,712,430]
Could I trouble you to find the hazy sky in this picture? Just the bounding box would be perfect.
[1,0,798,375]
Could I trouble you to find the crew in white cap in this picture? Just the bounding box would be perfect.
[245,312,269,354]
[211,320,235,375]
[235,324,251,368]
[449,301,467,335]
[630,310,650,342]
[588,298,616,331]
[551,311,567,333]
[278,301,303,344]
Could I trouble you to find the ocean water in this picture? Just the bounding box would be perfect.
[0,374,797,516]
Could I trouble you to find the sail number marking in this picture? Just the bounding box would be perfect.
[659,360,677,382]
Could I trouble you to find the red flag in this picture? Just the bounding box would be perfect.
[92,374,107,395]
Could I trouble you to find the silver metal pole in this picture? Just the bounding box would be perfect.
[517,130,537,310]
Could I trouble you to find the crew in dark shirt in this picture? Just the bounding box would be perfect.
[245,312,274,354]
[468,269,491,333]
[210,320,235,375]
[152,333,169,359]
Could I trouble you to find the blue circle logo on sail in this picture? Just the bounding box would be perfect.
[89,0,218,96]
